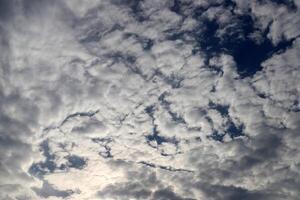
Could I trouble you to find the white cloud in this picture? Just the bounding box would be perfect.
[1,0,300,199]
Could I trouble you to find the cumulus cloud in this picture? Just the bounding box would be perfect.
[0,0,300,199]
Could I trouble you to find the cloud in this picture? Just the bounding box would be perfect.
[32,181,73,199]
[0,0,300,199]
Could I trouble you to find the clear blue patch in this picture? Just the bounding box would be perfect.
[226,122,244,139]
[146,132,167,145]
[166,1,297,78]
[67,155,86,169]
[29,140,57,178]
[207,131,226,142]
[209,101,229,117]
[195,14,297,78]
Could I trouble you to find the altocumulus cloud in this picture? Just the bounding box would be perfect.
[0,0,300,199]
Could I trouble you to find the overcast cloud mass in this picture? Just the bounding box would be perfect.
[0,0,300,199]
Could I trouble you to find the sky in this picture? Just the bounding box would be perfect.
[0,0,300,199]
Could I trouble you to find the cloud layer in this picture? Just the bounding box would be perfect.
[0,0,300,199]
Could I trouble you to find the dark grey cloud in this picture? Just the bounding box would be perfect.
[152,187,196,200]
[97,168,195,200]
[0,0,57,23]
[197,183,279,200]
[0,0,13,22]
[98,182,152,200]
[32,181,73,198]
[0,92,40,199]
